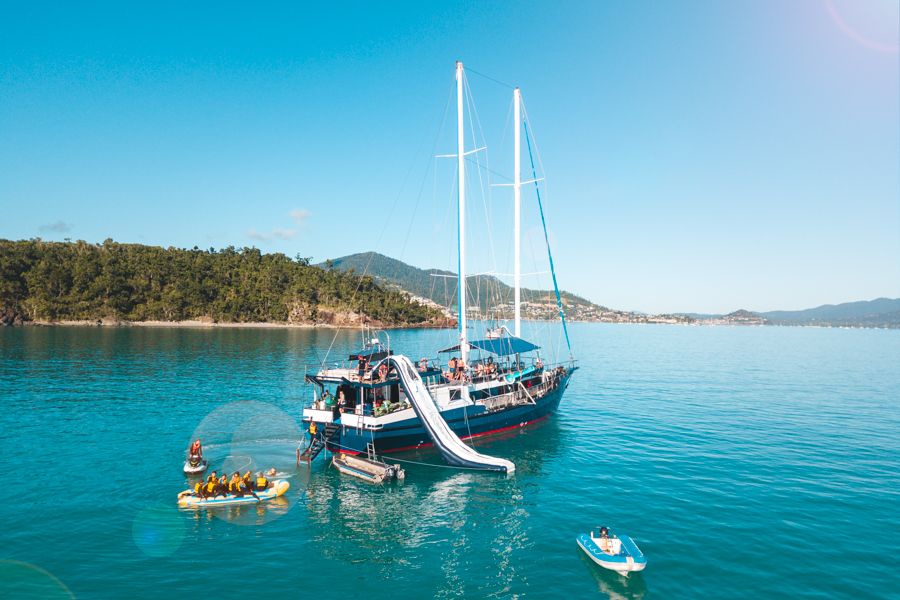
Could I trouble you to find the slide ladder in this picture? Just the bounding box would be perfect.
[378,355,515,473]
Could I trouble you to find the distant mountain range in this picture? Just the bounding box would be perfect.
[323,252,900,329]
[689,298,900,328]
[323,252,686,325]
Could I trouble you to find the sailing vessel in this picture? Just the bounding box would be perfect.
[300,62,577,471]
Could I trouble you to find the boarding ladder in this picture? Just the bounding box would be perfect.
[298,423,340,463]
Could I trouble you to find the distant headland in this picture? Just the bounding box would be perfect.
[0,239,452,329]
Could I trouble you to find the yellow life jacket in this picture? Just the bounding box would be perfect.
[206,481,216,493]
[310,422,318,435]
[256,477,269,489]
[194,482,202,494]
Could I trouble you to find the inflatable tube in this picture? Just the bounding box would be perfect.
[177,480,290,508]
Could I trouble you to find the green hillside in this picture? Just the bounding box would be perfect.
[324,251,610,320]
[0,239,444,327]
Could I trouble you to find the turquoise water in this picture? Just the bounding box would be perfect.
[1,323,898,598]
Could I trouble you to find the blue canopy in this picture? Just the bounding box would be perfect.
[440,336,539,357]
[349,346,392,361]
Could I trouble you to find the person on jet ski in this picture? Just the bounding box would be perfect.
[188,439,203,463]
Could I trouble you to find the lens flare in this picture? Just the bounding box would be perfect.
[132,503,186,558]
[0,560,74,599]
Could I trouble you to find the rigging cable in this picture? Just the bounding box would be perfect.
[521,99,573,357]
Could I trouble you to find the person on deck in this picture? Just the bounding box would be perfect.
[337,389,347,413]
[357,356,368,380]
[446,357,458,380]
[455,358,467,381]
[309,421,318,438]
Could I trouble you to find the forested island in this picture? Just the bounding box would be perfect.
[0,239,449,328]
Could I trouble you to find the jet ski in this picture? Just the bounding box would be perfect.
[183,456,208,475]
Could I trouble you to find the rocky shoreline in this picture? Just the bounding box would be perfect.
[0,309,455,330]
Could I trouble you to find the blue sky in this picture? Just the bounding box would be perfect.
[1,1,898,314]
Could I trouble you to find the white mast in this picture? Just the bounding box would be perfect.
[456,61,468,365]
[513,87,522,337]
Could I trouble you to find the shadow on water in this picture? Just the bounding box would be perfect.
[300,458,538,595]
[578,550,649,599]
[378,415,566,478]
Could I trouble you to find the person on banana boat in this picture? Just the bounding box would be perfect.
[216,473,229,496]
[228,472,243,495]
[202,471,218,498]
[255,472,270,491]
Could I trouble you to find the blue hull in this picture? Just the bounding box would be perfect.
[328,373,572,455]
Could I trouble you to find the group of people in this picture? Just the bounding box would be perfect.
[192,469,275,499]
[445,356,504,381]
[445,356,468,381]
[185,439,275,499]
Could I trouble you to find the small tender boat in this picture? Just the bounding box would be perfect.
[333,453,405,484]
[183,457,208,475]
[577,527,647,576]
[177,480,290,508]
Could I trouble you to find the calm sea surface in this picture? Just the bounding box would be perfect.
[1,323,898,599]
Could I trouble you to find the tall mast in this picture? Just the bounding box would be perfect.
[456,61,468,364]
[513,87,522,337]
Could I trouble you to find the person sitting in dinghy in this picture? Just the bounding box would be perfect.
[595,527,614,553]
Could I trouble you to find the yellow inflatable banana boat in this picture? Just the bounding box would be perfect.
[177,480,290,508]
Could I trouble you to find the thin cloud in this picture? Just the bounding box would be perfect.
[247,227,297,241]
[247,209,308,242]
[39,220,72,233]
[289,209,311,224]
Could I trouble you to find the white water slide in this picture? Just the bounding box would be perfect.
[380,355,515,473]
